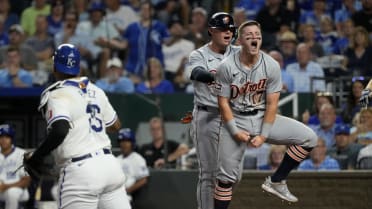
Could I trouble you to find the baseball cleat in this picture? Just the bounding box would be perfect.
[261,176,298,203]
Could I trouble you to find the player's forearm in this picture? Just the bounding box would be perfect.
[4,176,31,189]
[126,177,148,194]
[263,92,280,123]
[106,118,121,133]
[218,96,234,122]
[190,66,215,83]
[32,120,70,160]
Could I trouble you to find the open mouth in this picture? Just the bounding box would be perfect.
[251,41,258,49]
[223,35,231,40]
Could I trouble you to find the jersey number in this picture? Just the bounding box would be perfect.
[86,104,103,132]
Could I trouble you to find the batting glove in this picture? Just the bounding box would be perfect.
[359,89,372,108]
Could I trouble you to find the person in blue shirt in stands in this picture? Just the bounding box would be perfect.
[298,138,340,171]
[95,57,134,93]
[135,57,174,94]
[0,47,32,87]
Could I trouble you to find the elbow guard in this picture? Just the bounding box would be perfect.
[190,67,215,83]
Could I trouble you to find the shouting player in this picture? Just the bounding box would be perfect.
[25,44,131,209]
[185,12,239,209]
[214,20,317,207]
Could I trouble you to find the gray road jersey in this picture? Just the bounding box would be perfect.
[215,50,282,111]
[186,44,240,107]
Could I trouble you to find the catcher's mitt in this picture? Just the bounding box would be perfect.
[23,152,58,180]
[180,111,193,124]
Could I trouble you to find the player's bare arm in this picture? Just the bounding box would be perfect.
[251,92,280,148]
[218,96,250,142]
[126,177,148,194]
[106,118,121,133]
[0,176,31,192]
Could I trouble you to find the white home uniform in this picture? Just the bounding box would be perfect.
[0,147,29,209]
[40,77,131,209]
[117,152,149,201]
[185,44,240,209]
[215,50,317,183]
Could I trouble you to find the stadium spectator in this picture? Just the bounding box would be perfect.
[268,50,294,93]
[333,18,355,55]
[316,15,339,55]
[0,24,38,71]
[0,15,9,47]
[105,0,139,34]
[184,7,208,49]
[258,145,287,171]
[135,57,174,94]
[25,15,54,78]
[71,0,89,22]
[139,117,189,169]
[298,138,340,170]
[300,24,324,60]
[95,57,135,93]
[277,31,298,68]
[302,91,344,125]
[155,0,190,27]
[76,3,121,79]
[333,0,361,34]
[286,43,326,92]
[351,107,372,144]
[232,7,248,28]
[46,0,64,36]
[0,0,19,32]
[327,124,364,169]
[121,1,170,82]
[162,20,195,82]
[343,26,372,77]
[299,0,331,33]
[20,0,50,36]
[340,77,365,123]
[351,0,372,36]
[0,47,33,87]
[255,0,299,49]
[309,103,339,149]
[234,0,265,20]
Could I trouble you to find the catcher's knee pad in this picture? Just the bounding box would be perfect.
[214,180,233,201]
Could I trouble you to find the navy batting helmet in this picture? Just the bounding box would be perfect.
[208,12,236,34]
[0,124,15,139]
[53,44,80,75]
[118,128,136,145]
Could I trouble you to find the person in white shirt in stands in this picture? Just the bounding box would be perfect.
[116,128,149,203]
[286,43,326,93]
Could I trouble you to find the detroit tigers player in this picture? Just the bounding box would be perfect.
[0,124,30,209]
[26,44,131,209]
[185,12,239,209]
[214,20,318,207]
[116,128,149,203]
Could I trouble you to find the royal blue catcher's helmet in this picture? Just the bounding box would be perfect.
[118,128,136,146]
[53,44,80,75]
[0,124,15,139]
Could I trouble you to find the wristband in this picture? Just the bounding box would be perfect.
[261,122,273,138]
[226,119,239,135]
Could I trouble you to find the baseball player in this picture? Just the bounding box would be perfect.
[185,12,239,209]
[359,79,372,107]
[25,44,131,209]
[116,128,149,203]
[214,20,318,207]
[0,124,30,209]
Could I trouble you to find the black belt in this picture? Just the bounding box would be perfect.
[234,109,260,116]
[71,148,111,162]
[197,105,219,113]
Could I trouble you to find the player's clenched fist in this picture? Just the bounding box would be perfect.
[233,131,251,142]
[250,135,266,147]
